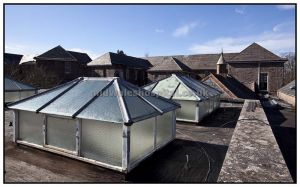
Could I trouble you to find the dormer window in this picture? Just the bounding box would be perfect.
[65,61,71,74]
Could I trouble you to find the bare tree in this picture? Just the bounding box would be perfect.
[283,53,295,84]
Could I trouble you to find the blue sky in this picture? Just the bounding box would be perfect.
[5,4,295,60]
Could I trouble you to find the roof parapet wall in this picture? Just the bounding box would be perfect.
[218,100,293,182]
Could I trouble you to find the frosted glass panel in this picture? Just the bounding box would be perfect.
[47,116,76,151]
[143,83,156,91]
[152,77,180,99]
[204,100,210,115]
[19,110,44,145]
[198,101,207,121]
[42,80,110,117]
[20,91,35,100]
[81,119,122,166]
[172,84,197,101]
[142,94,178,113]
[174,100,197,121]
[5,92,20,103]
[9,82,74,112]
[209,99,214,113]
[77,86,123,123]
[120,85,158,121]
[156,111,173,146]
[130,117,155,163]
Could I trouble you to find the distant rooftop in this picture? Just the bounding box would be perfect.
[34,45,92,64]
[88,52,152,69]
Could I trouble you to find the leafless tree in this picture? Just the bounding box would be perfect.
[283,53,295,84]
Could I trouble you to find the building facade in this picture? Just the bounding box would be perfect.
[226,43,286,93]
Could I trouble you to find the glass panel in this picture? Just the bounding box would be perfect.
[209,99,213,113]
[5,92,20,103]
[123,81,178,113]
[172,84,197,101]
[143,83,156,91]
[9,82,74,112]
[203,100,209,115]
[19,110,44,145]
[198,101,207,121]
[140,93,178,113]
[130,117,155,163]
[81,119,122,166]
[77,86,123,123]
[120,85,158,121]
[152,77,180,99]
[156,111,173,146]
[46,116,76,151]
[20,91,36,100]
[5,78,17,91]
[42,80,110,117]
[173,100,197,121]
[180,76,212,98]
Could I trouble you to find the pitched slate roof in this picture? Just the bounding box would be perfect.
[202,73,256,99]
[34,45,91,64]
[67,51,92,64]
[145,53,238,70]
[88,52,152,69]
[4,53,23,65]
[278,80,295,97]
[227,43,287,63]
[148,57,191,72]
[5,77,36,91]
[8,77,179,123]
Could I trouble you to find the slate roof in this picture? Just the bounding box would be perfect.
[227,43,287,63]
[34,45,91,64]
[148,57,191,72]
[145,53,238,70]
[278,80,295,97]
[4,53,23,65]
[8,77,179,123]
[202,73,256,99]
[88,52,152,69]
[67,51,92,64]
[5,77,36,91]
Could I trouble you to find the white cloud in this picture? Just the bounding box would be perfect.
[5,44,29,53]
[155,28,164,33]
[235,8,245,14]
[189,31,295,55]
[19,54,38,64]
[273,21,294,32]
[276,5,295,10]
[69,48,100,60]
[173,22,198,37]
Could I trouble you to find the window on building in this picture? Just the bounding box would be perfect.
[259,73,268,91]
[65,62,72,74]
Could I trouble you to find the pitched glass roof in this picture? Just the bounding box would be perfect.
[8,77,180,124]
[143,74,221,101]
[5,77,36,91]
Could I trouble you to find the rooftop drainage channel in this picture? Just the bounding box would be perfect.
[217,100,293,183]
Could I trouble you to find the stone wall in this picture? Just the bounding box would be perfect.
[218,100,293,182]
[228,63,258,91]
[228,62,284,93]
